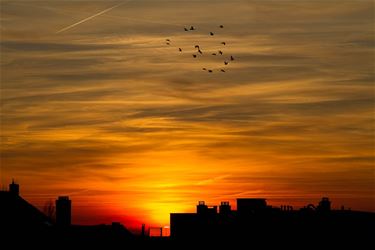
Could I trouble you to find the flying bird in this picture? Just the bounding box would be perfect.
[166,23,234,72]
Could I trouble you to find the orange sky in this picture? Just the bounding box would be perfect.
[1,0,374,231]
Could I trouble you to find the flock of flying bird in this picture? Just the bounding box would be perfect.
[165,25,235,73]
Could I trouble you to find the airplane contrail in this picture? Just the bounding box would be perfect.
[56,1,130,34]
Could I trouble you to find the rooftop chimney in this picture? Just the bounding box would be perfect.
[9,179,19,196]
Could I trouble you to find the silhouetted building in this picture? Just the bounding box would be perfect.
[237,198,267,215]
[9,179,19,196]
[317,197,331,212]
[1,181,52,244]
[170,213,197,238]
[197,201,217,215]
[56,196,71,227]
[141,223,146,237]
[0,181,137,247]
[219,201,231,215]
[196,200,206,214]
[281,205,293,211]
[171,196,375,243]
[1,178,374,248]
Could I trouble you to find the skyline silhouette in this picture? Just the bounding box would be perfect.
[1,180,374,248]
[2,178,374,232]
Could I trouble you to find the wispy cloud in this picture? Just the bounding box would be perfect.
[56,1,131,34]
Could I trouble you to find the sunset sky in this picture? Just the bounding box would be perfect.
[1,0,374,231]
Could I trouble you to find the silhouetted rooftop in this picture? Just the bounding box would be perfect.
[0,190,52,229]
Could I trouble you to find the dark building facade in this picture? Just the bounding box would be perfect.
[197,201,217,215]
[219,201,231,215]
[236,198,267,215]
[317,197,331,212]
[170,200,238,238]
[170,196,375,247]
[56,196,71,227]
[9,179,19,196]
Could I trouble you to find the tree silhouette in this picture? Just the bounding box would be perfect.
[43,199,55,222]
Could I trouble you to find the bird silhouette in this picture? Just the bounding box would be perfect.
[169,25,235,72]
